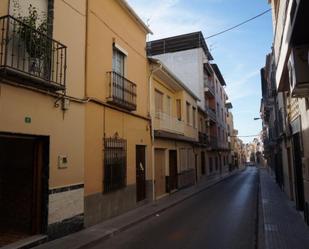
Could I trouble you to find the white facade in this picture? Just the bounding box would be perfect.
[153,48,208,110]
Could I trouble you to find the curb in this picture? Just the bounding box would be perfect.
[78,170,241,249]
[257,168,265,249]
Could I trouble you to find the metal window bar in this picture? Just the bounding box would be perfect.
[107,71,137,111]
[103,137,127,193]
[0,15,67,90]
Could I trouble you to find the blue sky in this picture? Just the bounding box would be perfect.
[127,0,273,143]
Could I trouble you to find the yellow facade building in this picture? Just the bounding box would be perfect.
[149,58,199,199]
[83,0,152,227]
[0,0,86,244]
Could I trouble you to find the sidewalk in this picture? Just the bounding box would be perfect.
[259,168,309,249]
[32,170,240,249]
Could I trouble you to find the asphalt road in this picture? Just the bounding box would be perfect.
[90,167,259,249]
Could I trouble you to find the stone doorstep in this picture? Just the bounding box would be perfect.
[1,235,47,249]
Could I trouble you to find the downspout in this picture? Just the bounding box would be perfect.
[84,0,89,98]
[148,62,162,201]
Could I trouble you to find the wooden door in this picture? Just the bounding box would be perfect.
[136,145,146,202]
[195,154,198,183]
[0,134,46,245]
[201,151,206,175]
[169,150,178,192]
[155,149,166,198]
[292,133,305,210]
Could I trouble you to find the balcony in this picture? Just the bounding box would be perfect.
[205,106,216,122]
[0,15,67,91]
[204,79,215,98]
[107,71,137,111]
[154,112,185,134]
[208,135,219,149]
[198,132,209,145]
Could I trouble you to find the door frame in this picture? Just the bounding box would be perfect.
[201,151,206,175]
[292,133,305,211]
[136,145,146,202]
[168,150,178,192]
[0,132,49,235]
[154,148,166,199]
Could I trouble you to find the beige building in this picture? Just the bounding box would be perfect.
[147,32,232,179]
[83,0,152,227]
[149,58,199,199]
[226,110,239,170]
[0,0,86,245]
[262,0,309,224]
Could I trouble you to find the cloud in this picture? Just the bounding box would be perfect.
[225,70,260,101]
[127,0,227,40]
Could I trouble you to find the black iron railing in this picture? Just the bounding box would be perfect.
[103,137,127,193]
[199,132,209,145]
[208,135,219,149]
[205,106,216,122]
[204,78,215,97]
[107,71,137,111]
[0,15,66,90]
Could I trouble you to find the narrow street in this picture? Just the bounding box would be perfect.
[90,167,258,249]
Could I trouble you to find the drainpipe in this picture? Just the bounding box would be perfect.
[84,0,89,98]
[148,62,163,201]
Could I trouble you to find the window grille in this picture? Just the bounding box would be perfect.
[103,137,127,193]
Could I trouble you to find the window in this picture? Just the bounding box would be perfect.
[215,157,218,170]
[176,99,182,120]
[221,108,224,121]
[113,48,125,76]
[166,96,171,115]
[209,157,213,173]
[104,137,127,193]
[155,89,163,115]
[186,102,191,125]
[192,107,196,128]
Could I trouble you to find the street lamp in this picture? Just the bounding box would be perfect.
[253,117,261,120]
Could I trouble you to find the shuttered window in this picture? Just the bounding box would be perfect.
[155,89,163,114]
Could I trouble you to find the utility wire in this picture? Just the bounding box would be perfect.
[230,135,260,138]
[205,9,271,39]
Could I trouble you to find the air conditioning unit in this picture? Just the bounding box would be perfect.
[288,46,309,97]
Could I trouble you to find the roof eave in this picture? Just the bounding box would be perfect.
[149,58,200,101]
[118,0,153,34]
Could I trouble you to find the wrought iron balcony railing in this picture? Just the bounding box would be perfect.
[204,79,215,98]
[198,132,209,145]
[205,106,217,122]
[0,15,67,91]
[107,71,137,111]
[208,135,219,149]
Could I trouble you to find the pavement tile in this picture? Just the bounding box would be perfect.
[259,168,309,249]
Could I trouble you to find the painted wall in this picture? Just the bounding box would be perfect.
[272,0,294,89]
[0,0,9,16]
[84,0,152,226]
[213,73,229,150]
[86,0,149,117]
[0,0,86,234]
[153,48,205,109]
